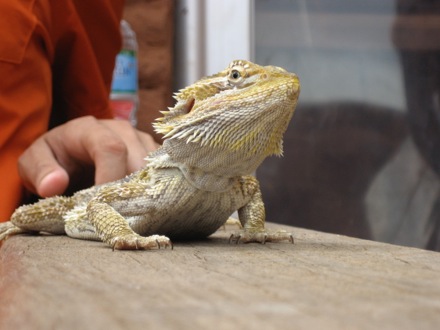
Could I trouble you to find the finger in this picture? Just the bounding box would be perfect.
[24,117,129,190]
[137,131,160,153]
[18,136,70,197]
[77,119,129,185]
[38,170,70,197]
[18,117,159,198]
[100,120,159,173]
[123,130,158,172]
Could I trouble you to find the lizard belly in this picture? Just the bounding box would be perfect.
[125,187,244,240]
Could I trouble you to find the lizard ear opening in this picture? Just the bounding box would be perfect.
[184,98,195,114]
[180,97,196,115]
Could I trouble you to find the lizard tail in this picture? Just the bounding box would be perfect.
[0,221,27,243]
[9,196,76,235]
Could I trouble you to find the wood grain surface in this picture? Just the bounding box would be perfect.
[1,223,439,330]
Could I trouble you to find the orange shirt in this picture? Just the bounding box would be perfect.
[0,0,125,221]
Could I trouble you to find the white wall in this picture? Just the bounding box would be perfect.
[174,0,254,89]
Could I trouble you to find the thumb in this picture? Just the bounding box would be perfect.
[18,137,70,197]
[36,169,70,197]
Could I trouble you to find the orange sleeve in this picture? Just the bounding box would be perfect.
[0,0,124,221]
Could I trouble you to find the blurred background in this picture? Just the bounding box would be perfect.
[254,0,440,251]
[125,0,440,251]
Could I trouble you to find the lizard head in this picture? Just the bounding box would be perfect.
[153,60,300,175]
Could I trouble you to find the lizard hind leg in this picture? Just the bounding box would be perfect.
[64,204,101,241]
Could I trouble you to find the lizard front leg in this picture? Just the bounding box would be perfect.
[230,176,294,244]
[87,183,172,250]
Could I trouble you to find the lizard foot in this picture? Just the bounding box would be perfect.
[229,229,294,244]
[110,234,173,251]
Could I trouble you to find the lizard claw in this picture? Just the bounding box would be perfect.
[155,238,173,249]
[110,234,172,251]
[229,230,294,244]
[229,233,243,244]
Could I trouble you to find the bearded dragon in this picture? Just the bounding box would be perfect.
[0,60,300,250]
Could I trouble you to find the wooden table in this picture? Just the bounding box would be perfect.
[0,223,439,329]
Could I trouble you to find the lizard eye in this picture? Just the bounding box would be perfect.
[228,67,245,85]
[231,70,241,80]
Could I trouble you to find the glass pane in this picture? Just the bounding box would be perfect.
[255,0,440,251]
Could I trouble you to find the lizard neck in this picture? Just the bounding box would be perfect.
[147,142,264,192]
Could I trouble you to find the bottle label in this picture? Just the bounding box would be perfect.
[111,50,138,93]
[110,99,136,121]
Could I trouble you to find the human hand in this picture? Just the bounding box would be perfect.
[18,116,159,197]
